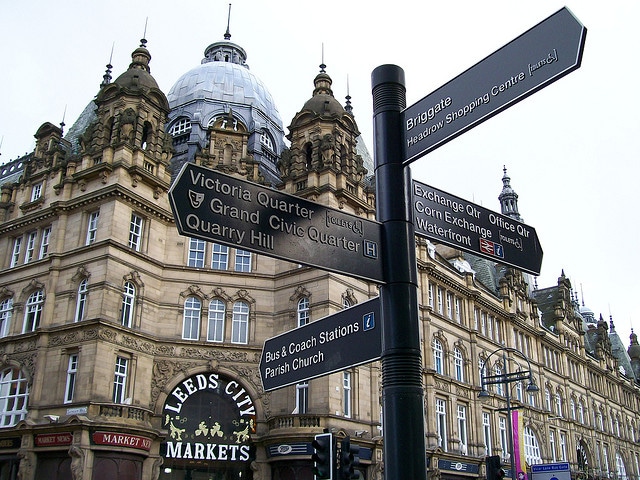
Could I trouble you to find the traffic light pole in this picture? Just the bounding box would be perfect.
[372,65,427,480]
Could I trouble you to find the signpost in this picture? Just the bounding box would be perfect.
[259,297,382,391]
[411,179,543,275]
[531,462,571,480]
[168,163,384,283]
[402,7,586,164]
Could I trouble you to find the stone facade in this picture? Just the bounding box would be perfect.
[0,35,639,480]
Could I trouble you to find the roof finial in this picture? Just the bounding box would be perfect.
[319,43,326,73]
[224,4,232,40]
[140,17,148,48]
[345,74,353,113]
[101,43,115,88]
[60,105,67,134]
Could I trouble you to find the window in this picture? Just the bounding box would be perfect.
[615,452,628,480]
[260,131,274,150]
[436,288,444,314]
[495,366,503,395]
[499,416,508,461]
[578,400,585,424]
[182,297,201,340]
[86,211,99,245]
[483,412,492,455]
[524,426,542,465]
[30,182,42,202]
[516,381,523,401]
[169,118,191,136]
[457,405,468,455]
[128,213,143,251]
[549,429,556,462]
[297,298,309,327]
[454,297,462,323]
[559,432,567,461]
[454,348,464,382]
[39,226,51,259]
[446,293,453,319]
[231,301,249,344]
[0,299,12,338]
[343,372,352,418]
[545,388,552,411]
[235,249,251,272]
[10,237,21,267]
[427,283,434,308]
[188,238,205,267]
[64,354,78,404]
[74,280,88,322]
[112,357,128,403]
[23,290,44,332]
[296,382,308,414]
[211,243,229,270]
[207,300,225,342]
[120,282,135,328]
[436,398,447,451]
[24,231,37,263]
[433,339,443,374]
[570,398,576,420]
[555,392,563,417]
[0,368,29,427]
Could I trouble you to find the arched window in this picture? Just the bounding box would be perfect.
[297,298,309,327]
[523,426,542,465]
[615,452,628,480]
[0,367,29,427]
[545,388,552,411]
[75,279,88,323]
[555,392,563,417]
[207,299,225,342]
[494,366,503,395]
[120,282,136,328]
[231,301,249,344]
[23,290,44,333]
[169,118,191,136]
[433,338,443,374]
[141,121,152,150]
[182,297,201,340]
[454,348,464,382]
[0,298,12,338]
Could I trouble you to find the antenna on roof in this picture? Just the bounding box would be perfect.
[141,17,148,47]
[224,4,232,40]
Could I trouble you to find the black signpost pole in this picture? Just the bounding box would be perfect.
[372,65,427,480]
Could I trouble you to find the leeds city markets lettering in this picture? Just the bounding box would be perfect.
[169,163,384,283]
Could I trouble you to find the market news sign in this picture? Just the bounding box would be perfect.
[169,163,384,283]
[412,180,542,275]
[403,7,586,164]
[260,297,382,391]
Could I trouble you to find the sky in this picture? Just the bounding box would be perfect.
[1,0,638,347]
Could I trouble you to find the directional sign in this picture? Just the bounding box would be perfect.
[531,462,571,480]
[168,163,384,283]
[259,297,382,391]
[412,179,542,275]
[403,7,586,164]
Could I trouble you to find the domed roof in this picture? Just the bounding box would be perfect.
[300,72,344,117]
[113,42,159,91]
[167,39,282,127]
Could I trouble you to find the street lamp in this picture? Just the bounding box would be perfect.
[479,347,539,479]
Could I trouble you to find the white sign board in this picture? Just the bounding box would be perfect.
[531,462,571,480]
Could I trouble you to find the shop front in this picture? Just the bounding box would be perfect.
[159,372,257,480]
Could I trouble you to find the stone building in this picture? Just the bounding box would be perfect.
[0,21,639,480]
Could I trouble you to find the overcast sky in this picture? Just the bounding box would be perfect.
[1,0,638,347]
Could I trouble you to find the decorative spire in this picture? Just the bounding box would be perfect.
[498,165,521,220]
[141,17,148,47]
[319,43,326,73]
[345,75,353,114]
[60,105,67,134]
[224,4,232,40]
[100,43,114,88]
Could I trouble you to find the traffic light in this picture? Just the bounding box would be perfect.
[486,455,506,480]
[339,437,360,480]
[312,432,334,480]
